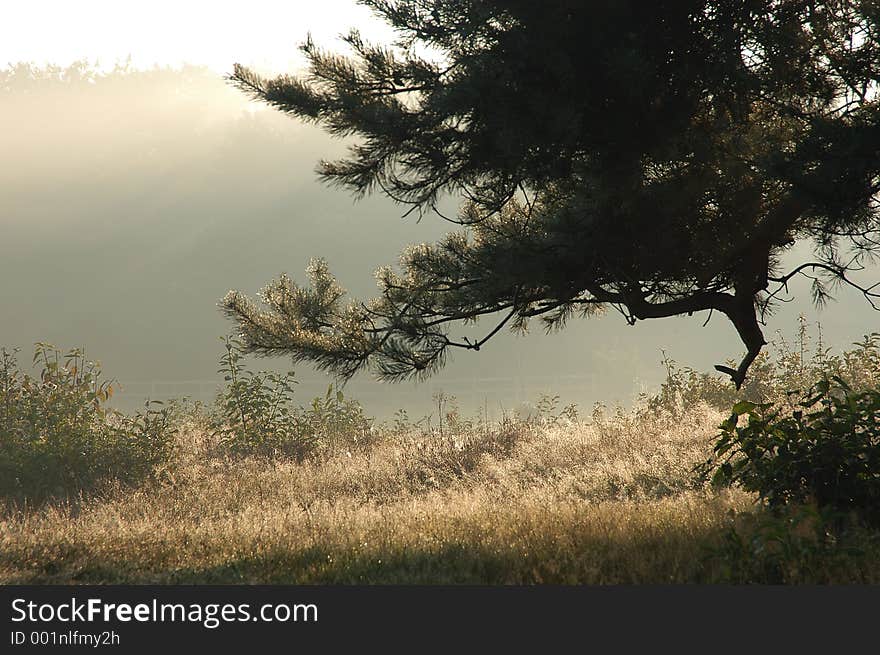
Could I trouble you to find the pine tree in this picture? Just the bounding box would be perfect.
[222,0,880,388]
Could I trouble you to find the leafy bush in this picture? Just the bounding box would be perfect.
[209,336,308,456]
[703,504,876,583]
[0,343,175,502]
[210,337,371,457]
[698,376,880,525]
[647,318,880,415]
[300,383,374,450]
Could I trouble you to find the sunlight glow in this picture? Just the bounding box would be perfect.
[1,0,396,73]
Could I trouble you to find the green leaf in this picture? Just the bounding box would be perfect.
[731,401,757,416]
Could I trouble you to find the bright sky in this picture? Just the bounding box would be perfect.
[1,0,396,74]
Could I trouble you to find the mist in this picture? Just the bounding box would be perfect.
[2,63,877,419]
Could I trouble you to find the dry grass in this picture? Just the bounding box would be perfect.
[2,404,878,584]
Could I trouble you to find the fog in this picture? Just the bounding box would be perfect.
[2,63,877,419]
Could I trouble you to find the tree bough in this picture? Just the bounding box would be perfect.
[222,1,880,388]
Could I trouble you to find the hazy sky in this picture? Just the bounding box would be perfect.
[2,4,878,420]
[1,0,394,73]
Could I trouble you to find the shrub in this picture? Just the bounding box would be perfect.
[300,383,374,451]
[209,337,372,457]
[647,318,880,415]
[703,504,876,583]
[209,336,309,457]
[697,376,880,525]
[0,343,175,502]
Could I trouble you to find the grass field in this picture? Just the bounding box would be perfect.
[3,402,878,584]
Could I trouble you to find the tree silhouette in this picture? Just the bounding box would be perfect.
[222,0,880,388]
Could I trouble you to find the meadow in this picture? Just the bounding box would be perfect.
[1,325,879,584]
